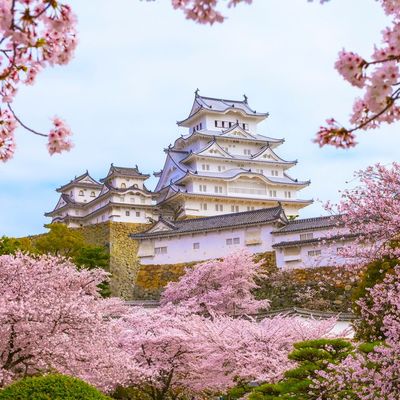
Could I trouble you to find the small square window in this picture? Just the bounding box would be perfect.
[233,237,240,245]
[136,211,141,217]
[226,238,233,245]
[125,211,130,216]
[193,242,200,250]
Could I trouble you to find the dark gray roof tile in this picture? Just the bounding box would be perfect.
[131,206,286,239]
[272,215,342,235]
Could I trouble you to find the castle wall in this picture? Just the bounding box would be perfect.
[78,222,149,299]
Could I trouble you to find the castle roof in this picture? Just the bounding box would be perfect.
[177,92,269,127]
[131,206,287,239]
[173,129,283,148]
[100,164,150,182]
[272,215,342,235]
[174,169,310,187]
[56,171,101,192]
[272,232,356,248]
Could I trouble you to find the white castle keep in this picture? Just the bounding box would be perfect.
[46,92,352,269]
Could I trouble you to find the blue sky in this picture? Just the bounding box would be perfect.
[1,0,398,237]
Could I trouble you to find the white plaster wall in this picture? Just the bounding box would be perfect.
[139,224,275,265]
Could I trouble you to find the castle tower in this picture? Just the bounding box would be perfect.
[154,92,312,219]
[45,165,156,227]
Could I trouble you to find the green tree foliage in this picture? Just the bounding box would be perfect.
[0,374,112,400]
[234,339,353,400]
[352,256,398,341]
[34,223,86,258]
[0,236,35,255]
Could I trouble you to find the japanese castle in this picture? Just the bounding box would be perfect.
[46,92,351,269]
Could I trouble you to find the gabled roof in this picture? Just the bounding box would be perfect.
[56,171,101,192]
[100,164,150,182]
[172,130,284,150]
[220,123,257,140]
[177,92,269,127]
[272,215,342,235]
[45,194,83,216]
[251,146,297,164]
[131,206,287,239]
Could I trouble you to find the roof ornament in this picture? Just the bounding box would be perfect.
[195,88,200,96]
[243,94,248,103]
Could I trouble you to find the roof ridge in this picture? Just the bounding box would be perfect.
[175,205,283,225]
[288,215,338,224]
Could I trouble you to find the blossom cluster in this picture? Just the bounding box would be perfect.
[0,0,77,161]
[47,117,73,155]
[172,0,252,24]
[0,108,16,161]
[315,0,400,147]
[314,266,400,399]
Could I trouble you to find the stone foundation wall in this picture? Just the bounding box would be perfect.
[77,222,149,300]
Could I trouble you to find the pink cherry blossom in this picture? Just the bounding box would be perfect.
[47,116,73,155]
[0,0,77,160]
[0,252,135,392]
[0,108,16,161]
[160,249,270,316]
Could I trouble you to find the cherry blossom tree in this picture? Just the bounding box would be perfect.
[325,162,400,265]
[314,265,400,400]
[160,249,269,316]
[0,0,76,162]
[0,252,135,392]
[119,307,336,399]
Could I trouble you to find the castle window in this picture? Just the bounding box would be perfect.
[155,246,167,255]
[199,184,207,192]
[229,122,233,128]
[222,121,226,128]
[215,120,218,127]
[247,206,255,211]
[119,196,125,202]
[308,250,321,257]
[226,237,240,246]
[244,149,251,155]
[136,211,141,217]
[130,197,136,203]
[90,191,96,197]
[242,123,249,130]
[271,170,279,176]
[125,211,130,216]
[233,237,240,245]
[79,190,84,196]
[141,198,146,204]
[269,190,277,197]
[215,204,223,212]
[193,242,200,250]
[214,186,222,194]
[284,191,292,198]
[231,205,239,212]
[199,122,202,130]
[300,232,313,240]
[200,203,208,211]
[226,238,232,245]
[121,183,126,189]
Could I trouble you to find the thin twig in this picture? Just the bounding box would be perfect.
[7,103,48,137]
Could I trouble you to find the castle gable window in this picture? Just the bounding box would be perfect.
[300,232,313,240]
[155,246,167,255]
[121,183,126,189]
[79,190,84,196]
[90,191,96,197]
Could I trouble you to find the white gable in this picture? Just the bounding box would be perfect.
[147,221,175,233]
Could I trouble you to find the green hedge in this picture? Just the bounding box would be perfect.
[0,374,112,400]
